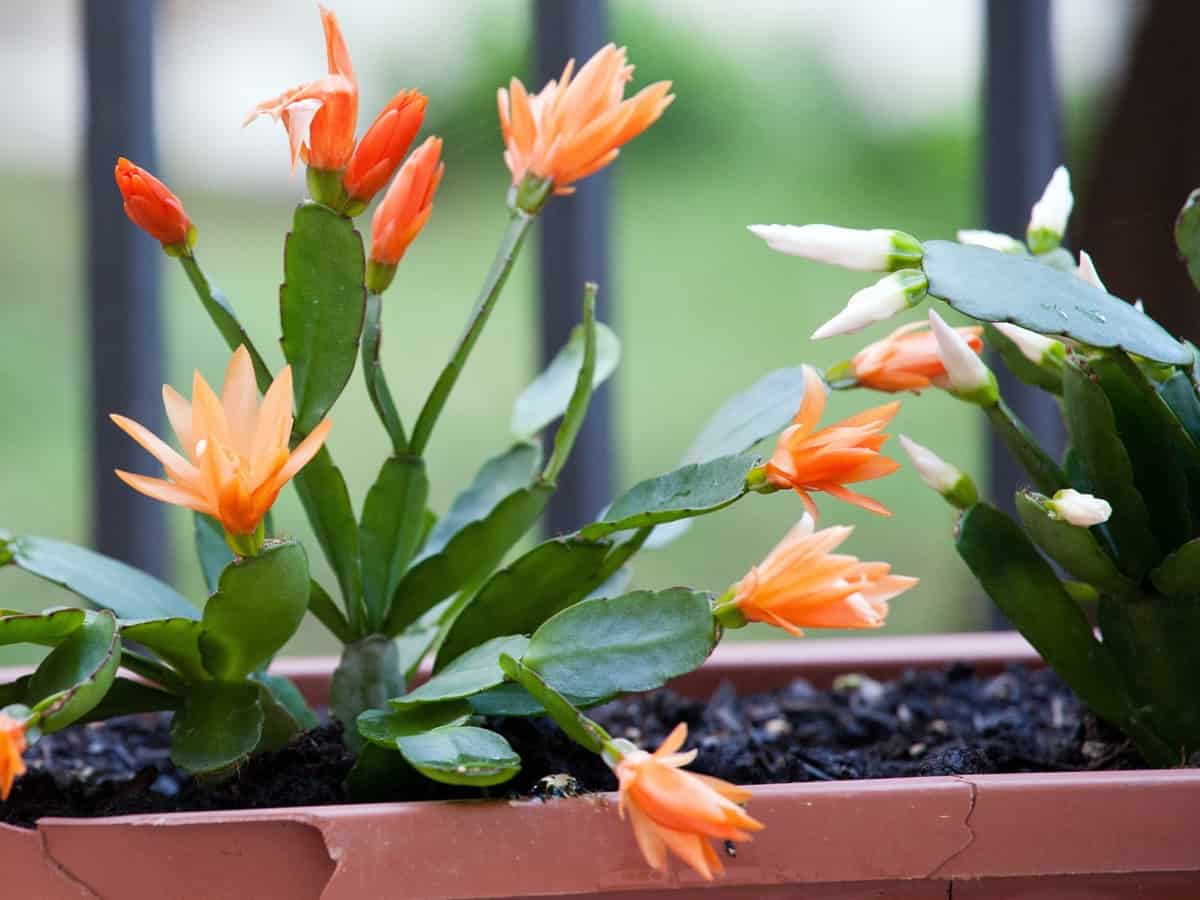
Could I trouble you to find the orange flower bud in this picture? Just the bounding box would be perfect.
[764,366,901,518]
[498,43,673,199]
[851,321,984,393]
[0,713,27,801]
[726,514,917,636]
[611,724,763,880]
[343,90,427,206]
[114,157,194,249]
[368,137,444,279]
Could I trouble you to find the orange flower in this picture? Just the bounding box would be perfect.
[729,514,918,636]
[0,713,26,801]
[497,43,674,196]
[765,366,901,517]
[343,89,427,205]
[369,136,444,267]
[114,158,193,248]
[852,321,984,393]
[245,5,358,170]
[110,346,331,537]
[613,724,763,880]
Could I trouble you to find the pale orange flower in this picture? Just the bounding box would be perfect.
[614,724,763,880]
[245,6,358,171]
[114,158,193,248]
[343,89,427,204]
[111,346,331,536]
[765,366,901,517]
[497,43,674,196]
[369,136,444,266]
[731,514,918,636]
[0,713,26,801]
[852,322,984,393]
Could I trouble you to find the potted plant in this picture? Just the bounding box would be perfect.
[2,8,1198,897]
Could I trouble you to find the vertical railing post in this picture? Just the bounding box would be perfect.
[983,0,1066,506]
[533,0,614,535]
[83,0,169,578]
[983,0,1063,625]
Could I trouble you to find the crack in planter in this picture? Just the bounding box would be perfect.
[926,775,980,881]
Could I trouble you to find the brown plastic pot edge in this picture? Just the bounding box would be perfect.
[3,632,1196,899]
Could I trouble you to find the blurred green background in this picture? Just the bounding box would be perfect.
[1,2,1120,662]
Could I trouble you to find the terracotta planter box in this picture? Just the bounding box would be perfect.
[4,632,1198,899]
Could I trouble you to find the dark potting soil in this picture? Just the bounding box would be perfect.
[0,663,1147,828]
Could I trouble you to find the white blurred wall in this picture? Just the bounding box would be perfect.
[0,0,1139,192]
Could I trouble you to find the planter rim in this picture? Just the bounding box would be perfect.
[4,631,1197,898]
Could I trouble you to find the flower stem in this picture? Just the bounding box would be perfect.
[362,291,408,454]
[985,399,1068,495]
[409,210,536,456]
[178,254,273,393]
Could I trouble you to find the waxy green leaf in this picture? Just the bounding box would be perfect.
[524,587,717,699]
[956,503,1134,726]
[512,316,619,439]
[984,324,1063,394]
[359,455,428,631]
[251,671,319,731]
[280,202,367,434]
[28,610,121,733]
[435,538,611,670]
[120,617,208,683]
[193,514,234,595]
[292,447,363,631]
[543,286,602,482]
[357,700,472,749]
[1015,492,1132,595]
[683,366,808,465]
[0,608,85,646]
[169,680,263,773]
[395,725,521,787]
[1174,188,1200,294]
[1149,538,1200,597]
[385,444,552,635]
[78,677,180,721]
[0,532,198,620]
[1062,358,1161,578]
[391,635,528,710]
[579,453,758,541]
[200,541,310,681]
[499,654,610,754]
[922,240,1190,364]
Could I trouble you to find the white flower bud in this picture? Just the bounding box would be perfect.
[1026,166,1074,254]
[1048,489,1112,527]
[748,224,922,272]
[929,309,998,404]
[1076,250,1107,292]
[993,322,1065,367]
[898,435,978,509]
[956,229,1026,254]
[811,270,928,340]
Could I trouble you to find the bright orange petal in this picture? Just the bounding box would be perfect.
[114,470,214,516]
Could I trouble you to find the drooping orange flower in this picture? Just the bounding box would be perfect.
[0,713,27,801]
[110,346,331,537]
[497,43,674,196]
[614,724,763,880]
[851,321,984,393]
[730,514,918,636]
[114,158,193,248]
[369,136,444,266]
[342,89,427,205]
[245,5,358,171]
[765,365,901,517]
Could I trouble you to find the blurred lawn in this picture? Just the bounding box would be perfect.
[0,16,990,665]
